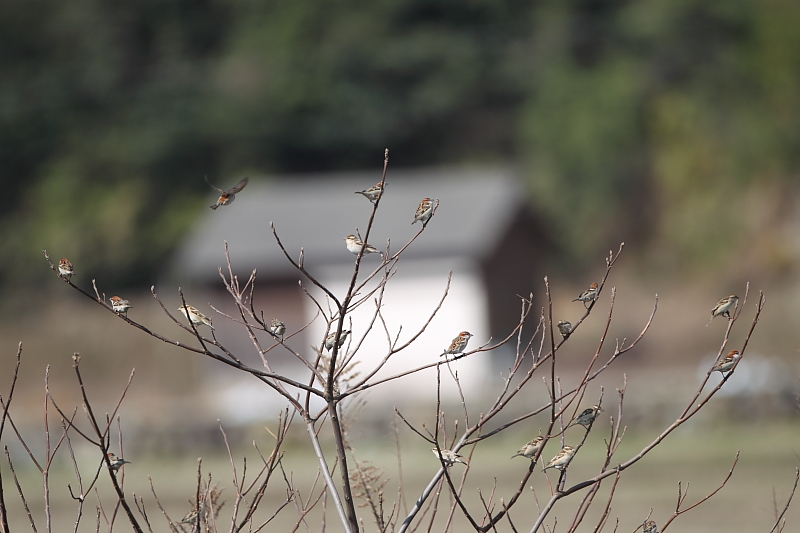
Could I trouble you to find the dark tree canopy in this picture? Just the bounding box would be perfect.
[2,0,799,293]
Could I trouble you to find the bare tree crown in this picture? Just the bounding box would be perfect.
[2,151,792,533]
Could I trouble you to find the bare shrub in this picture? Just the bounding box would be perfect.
[1,150,793,532]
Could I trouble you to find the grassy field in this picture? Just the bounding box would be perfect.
[2,420,798,532]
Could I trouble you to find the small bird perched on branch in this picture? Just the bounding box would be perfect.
[572,283,599,308]
[432,448,468,466]
[557,320,572,339]
[269,318,286,338]
[180,503,205,524]
[643,520,658,533]
[441,331,473,356]
[567,405,604,429]
[709,295,738,323]
[58,258,74,280]
[542,445,575,472]
[354,182,384,204]
[178,304,215,330]
[344,234,383,257]
[412,197,435,227]
[109,296,133,316]
[712,350,741,374]
[325,329,351,351]
[206,176,249,210]
[106,452,130,473]
[511,436,545,460]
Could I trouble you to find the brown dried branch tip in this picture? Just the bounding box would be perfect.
[349,460,388,507]
[317,352,361,396]
[179,484,224,525]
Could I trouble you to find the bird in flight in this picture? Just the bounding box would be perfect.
[206,176,249,210]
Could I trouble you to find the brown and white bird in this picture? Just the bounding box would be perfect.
[432,448,468,466]
[178,304,215,330]
[180,503,205,524]
[354,182,384,204]
[567,405,604,429]
[542,445,575,472]
[557,320,572,339]
[109,296,133,316]
[712,350,741,374]
[269,318,286,338]
[643,520,658,533]
[572,283,599,307]
[206,176,249,210]
[324,329,351,351]
[441,331,473,356]
[106,452,130,473]
[58,258,74,280]
[412,197,434,227]
[344,234,383,256]
[511,436,545,459]
[710,295,739,322]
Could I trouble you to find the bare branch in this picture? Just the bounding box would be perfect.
[769,469,800,533]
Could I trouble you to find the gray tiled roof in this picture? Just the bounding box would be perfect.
[170,166,524,283]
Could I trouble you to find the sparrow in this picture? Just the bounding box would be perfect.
[431,448,468,466]
[710,295,739,321]
[106,452,130,473]
[712,350,741,373]
[354,182,384,204]
[511,436,545,459]
[180,504,204,524]
[542,445,575,472]
[557,320,572,339]
[325,329,351,351]
[109,296,133,316]
[58,258,74,280]
[567,405,604,429]
[178,304,215,330]
[643,520,658,533]
[269,318,286,338]
[441,331,473,356]
[572,283,599,308]
[412,198,434,226]
[206,176,249,210]
[345,234,383,256]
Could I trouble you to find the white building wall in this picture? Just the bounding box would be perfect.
[310,258,491,408]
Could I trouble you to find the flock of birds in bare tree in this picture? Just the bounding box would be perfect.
[51,176,743,533]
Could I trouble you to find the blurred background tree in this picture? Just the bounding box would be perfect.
[2,0,800,300]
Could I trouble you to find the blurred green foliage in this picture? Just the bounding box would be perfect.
[523,0,800,267]
[2,0,799,295]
